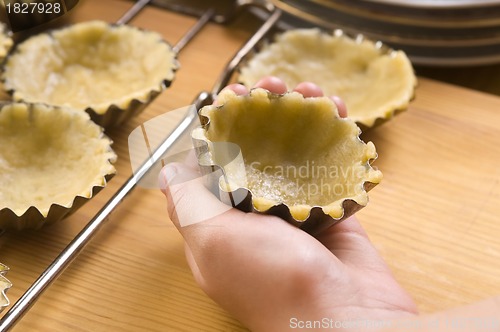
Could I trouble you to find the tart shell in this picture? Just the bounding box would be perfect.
[0,103,116,230]
[2,20,179,129]
[238,28,417,129]
[192,88,382,234]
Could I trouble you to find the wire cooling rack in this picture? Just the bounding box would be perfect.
[0,0,282,330]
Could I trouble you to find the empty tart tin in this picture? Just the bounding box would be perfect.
[238,28,417,130]
[0,102,116,230]
[2,20,179,129]
[0,263,11,313]
[192,88,382,234]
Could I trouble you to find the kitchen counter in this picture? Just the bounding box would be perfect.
[1,0,500,331]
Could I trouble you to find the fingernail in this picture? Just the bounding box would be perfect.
[159,164,177,193]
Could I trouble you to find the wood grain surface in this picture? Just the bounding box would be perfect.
[1,0,500,331]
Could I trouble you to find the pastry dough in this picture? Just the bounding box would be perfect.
[3,21,178,116]
[193,88,382,222]
[239,29,416,128]
[0,103,116,223]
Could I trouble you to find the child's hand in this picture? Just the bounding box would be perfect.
[160,77,417,331]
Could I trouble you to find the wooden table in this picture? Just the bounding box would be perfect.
[1,0,500,331]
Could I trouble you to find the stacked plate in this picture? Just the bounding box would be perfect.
[270,0,500,66]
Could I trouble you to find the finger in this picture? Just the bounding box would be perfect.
[160,161,298,238]
[159,162,233,230]
[221,83,248,96]
[158,150,198,195]
[293,82,324,97]
[253,76,287,94]
[331,95,348,118]
[213,84,249,106]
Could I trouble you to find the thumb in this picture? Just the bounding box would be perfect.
[159,162,233,229]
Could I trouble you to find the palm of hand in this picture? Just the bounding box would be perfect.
[181,208,417,331]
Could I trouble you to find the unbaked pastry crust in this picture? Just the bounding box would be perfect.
[0,103,116,228]
[239,29,416,128]
[3,21,178,122]
[193,88,382,223]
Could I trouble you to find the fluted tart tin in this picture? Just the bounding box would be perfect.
[2,20,179,129]
[0,102,116,230]
[238,28,417,130]
[192,88,382,234]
